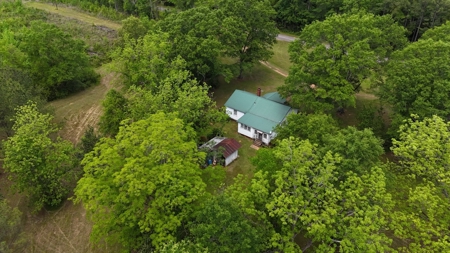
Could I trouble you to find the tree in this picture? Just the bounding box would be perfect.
[215,0,279,78]
[0,200,26,253]
[0,67,43,134]
[322,127,384,175]
[127,71,227,139]
[189,195,266,252]
[275,112,339,145]
[98,89,129,137]
[111,31,186,89]
[247,138,393,252]
[158,6,232,84]
[16,21,98,100]
[279,12,407,112]
[389,115,450,252]
[380,39,450,121]
[74,112,207,250]
[117,16,154,43]
[3,102,78,211]
[422,20,450,41]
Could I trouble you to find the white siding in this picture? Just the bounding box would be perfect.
[226,107,245,121]
[225,151,238,166]
[238,124,254,139]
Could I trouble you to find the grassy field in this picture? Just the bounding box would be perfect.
[25,1,122,30]
[268,41,292,74]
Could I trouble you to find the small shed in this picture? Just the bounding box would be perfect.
[200,137,241,166]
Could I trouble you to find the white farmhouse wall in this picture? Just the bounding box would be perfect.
[225,151,239,166]
[226,107,245,121]
[238,124,254,139]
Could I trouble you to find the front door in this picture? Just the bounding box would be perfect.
[258,132,263,140]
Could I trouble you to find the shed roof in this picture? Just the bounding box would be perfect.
[213,138,241,158]
[263,92,286,104]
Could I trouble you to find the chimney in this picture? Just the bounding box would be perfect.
[257,87,261,97]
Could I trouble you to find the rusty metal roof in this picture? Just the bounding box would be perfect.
[213,138,242,158]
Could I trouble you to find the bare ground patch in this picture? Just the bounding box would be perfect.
[49,67,119,144]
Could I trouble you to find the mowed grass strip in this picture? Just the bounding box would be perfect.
[25,2,122,30]
[268,40,292,73]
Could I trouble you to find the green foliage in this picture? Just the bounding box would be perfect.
[275,112,339,144]
[3,102,78,211]
[98,89,129,137]
[322,127,384,175]
[75,112,207,250]
[249,138,393,252]
[356,101,386,141]
[422,20,450,41]
[280,12,407,112]
[200,166,226,193]
[215,0,279,78]
[118,16,154,42]
[390,115,450,252]
[0,67,44,134]
[381,39,450,122]
[158,6,231,84]
[127,73,227,139]
[79,125,100,154]
[111,31,181,88]
[189,194,266,252]
[158,240,208,253]
[272,0,341,31]
[0,200,26,253]
[16,21,98,100]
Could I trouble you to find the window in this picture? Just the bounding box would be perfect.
[254,129,257,134]
[233,109,237,115]
[240,123,244,128]
[263,133,267,139]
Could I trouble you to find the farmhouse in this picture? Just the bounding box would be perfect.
[225,89,295,145]
[200,137,242,166]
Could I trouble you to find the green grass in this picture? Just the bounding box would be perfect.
[25,2,122,30]
[221,120,258,185]
[268,41,292,73]
[214,62,287,107]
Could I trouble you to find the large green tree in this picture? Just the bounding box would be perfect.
[189,195,266,252]
[280,12,407,112]
[75,112,207,250]
[3,102,78,211]
[389,115,450,252]
[127,71,227,139]
[158,6,231,83]
[237,138,393,252]
[215,0,279,78]
[380,39,450,122]
[16,21,97,100]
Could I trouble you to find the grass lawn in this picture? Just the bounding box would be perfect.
[25,2,122,30]
[268,41,292,73]
[221,120,258,185]
[213,62,286,107]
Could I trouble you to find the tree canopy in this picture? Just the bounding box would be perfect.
[380,39,450,121]
[3,102,78,211]
[75,112,208,250]
[279,12,407,112]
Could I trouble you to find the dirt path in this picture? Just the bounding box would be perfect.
[25,1,122,30]
[260,61,288,77]
[49,67,119,144]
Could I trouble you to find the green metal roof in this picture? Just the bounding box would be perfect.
[224,90,258,112]
[238,113,279,133]
[225,90,292,133]
[262,92,286,104]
